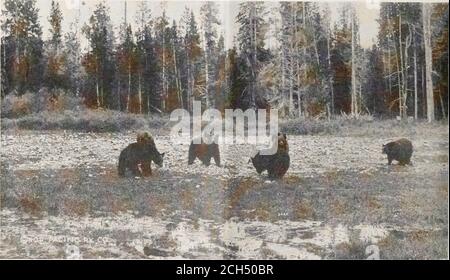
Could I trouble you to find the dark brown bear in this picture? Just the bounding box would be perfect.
[251,132,290,179]
[382,138,413,165]
[118,132,164,177]
[188,137,221,167]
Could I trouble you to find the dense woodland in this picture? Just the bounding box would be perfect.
[1,0,448,120]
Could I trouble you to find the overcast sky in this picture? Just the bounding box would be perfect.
[28,0,443,50]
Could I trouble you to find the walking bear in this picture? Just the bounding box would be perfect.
[251,132,290,179]
[382,138,413,165]
[118,132,165,177]
[188,137,221,167]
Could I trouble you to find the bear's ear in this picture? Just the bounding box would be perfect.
[161,152,165,157]
[283,133,287,139]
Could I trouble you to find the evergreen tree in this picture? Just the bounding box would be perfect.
[236,1,270,110]
[181,8,202,112]
[1,0,43,95]
[200,1,220,109]
[82,1,115,108]
[155,9,170,111]
[64,20,83,97]
[45,0,65,91]
[135,1,160,114]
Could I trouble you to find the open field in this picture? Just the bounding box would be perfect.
[0,121,448,259]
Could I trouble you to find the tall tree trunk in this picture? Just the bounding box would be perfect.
[326,28,334,116]
[296,3,302,118]
[186,51,192,112]
[399,15,404,118]
[289,2,295,117]
[422,3,435,122]
[394,32,401,119]
[172,45,183,109]
[439,87,446,119]
[95,56,100,108]
[127,61,131,112]
[252,3,257,109]
[138,73,142,114]
[302,2,308,117]
[387,14,393,98]
[281,48,286,115]
[413,26,418,120]
[351,13,357,116]
[117,76,121,111]
[162,32,166,111]
[402,25,412,119]
[422,67,426,117]
[203,32,210,108]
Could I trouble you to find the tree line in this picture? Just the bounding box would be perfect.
[1,0,448,120]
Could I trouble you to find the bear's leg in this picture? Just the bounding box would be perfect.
[131,163,141,176]
[267,169,277,180]
[201,156,211,166]
[141,161,152,176]
[118,153,126,177]
[188,143,196,165]
[387,156,393,165]
[212,146,221,167]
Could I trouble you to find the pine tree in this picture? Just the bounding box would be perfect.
[200,2,220,109]
[236,1,269,109]
[1,0,43,95]
[135,1,159,114]
[117,24,137,112]
[423,3,434,122]
[64,21,82,97]
[155,9,170,111]
[181,8,202,112]
[82,1,115,108]
[330,4,362,115]
[45,0,65,91]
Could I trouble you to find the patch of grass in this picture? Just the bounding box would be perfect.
[377,229,448,259]
[294,199,316,220]
[1,90,83,118]
[280,116,448,137]
[1,109,168,132]
[60,198,90,217]
[18,194,43,217]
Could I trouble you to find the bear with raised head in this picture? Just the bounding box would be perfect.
[188,135,221,167]
[251,132,290,179]
[118,132,164,177]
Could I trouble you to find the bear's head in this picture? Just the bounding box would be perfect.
[278,132,289,153]
[137,132,165,167]
[382,142,395,154]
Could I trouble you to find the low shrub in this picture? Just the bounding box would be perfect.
[1,109,168,132]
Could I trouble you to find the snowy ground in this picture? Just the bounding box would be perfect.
[0,125,448,259]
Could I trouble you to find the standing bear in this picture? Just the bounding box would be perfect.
[382,138,413,165]
[250,132,290,179]
[118,132,165,177]
[188,135,221,167]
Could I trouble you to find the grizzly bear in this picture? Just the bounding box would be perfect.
[251,132,290,179]
[188,137,221,167]
[382,138,413,165]
[118,132,164,177]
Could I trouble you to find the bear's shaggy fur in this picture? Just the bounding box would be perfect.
[251,132,290,179]
[118,132,164,177]
[382,138,413,165]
